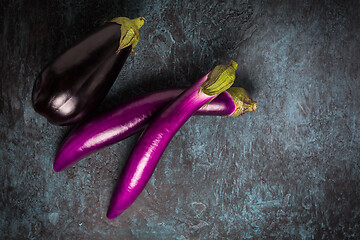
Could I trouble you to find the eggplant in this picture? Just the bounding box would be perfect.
[107,60,238,219]
[32,17,145,125]
[53,87,257,172]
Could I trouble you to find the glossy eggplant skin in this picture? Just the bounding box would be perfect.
[107,61,238,219]
[53,88,240,172]
[32,23,131,126]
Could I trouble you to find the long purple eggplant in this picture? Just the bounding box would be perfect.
[53,87,257,172]
[107,60,240,219]
[32,17,145,125]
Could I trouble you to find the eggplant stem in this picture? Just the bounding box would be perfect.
[201,60,238,96]
[227,87,257,116]
[107,17,145,54]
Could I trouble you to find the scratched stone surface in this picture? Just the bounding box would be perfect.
[1,0,360,239]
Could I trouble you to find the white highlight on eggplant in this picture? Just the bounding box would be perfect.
[52,92,77,115]
[82,117,144,149]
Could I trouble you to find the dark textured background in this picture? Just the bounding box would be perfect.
[1,0,360,239]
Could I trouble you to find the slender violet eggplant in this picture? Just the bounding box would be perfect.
[32,17,145,125]
[107,60,239,219]
[53,87,257,172]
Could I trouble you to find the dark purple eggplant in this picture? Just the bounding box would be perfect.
[32,17,145,125]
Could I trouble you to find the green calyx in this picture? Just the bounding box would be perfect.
[106,16,145,54]
[201,60,238,96]
[227,87,257,117]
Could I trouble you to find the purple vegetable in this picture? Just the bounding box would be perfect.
[107,60,239,219]
[53,87,257,172]
[32,17,145,125]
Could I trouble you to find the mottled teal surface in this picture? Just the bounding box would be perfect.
[1,0,360,239]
